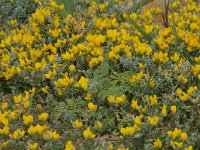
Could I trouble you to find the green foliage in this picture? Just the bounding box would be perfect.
[0,0,37,25]
[56,0,73,15]
[132,0,154,12]
[0,0,199,149]
[93,62,109,79]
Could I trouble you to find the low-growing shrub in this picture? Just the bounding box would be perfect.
[0,0,37,25]
[0,0,199,149]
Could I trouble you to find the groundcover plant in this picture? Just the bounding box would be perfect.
[0,0,199,149]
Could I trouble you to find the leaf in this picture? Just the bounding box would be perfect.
[56,0,74,16]
[131,0,153,12]
[52,101,67,121]
[98,85,123,101]
[144,143,154,150]
[132,0,137,11]
[93,62,109,79]
[134,132,143,138]
[171,11,179,48]
[115,71,132,83]
[139,0,153,6]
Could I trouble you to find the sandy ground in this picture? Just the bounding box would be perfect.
[125,0,188,10]
[126,0,165,10]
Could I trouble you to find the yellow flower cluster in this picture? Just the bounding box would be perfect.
[38,112,49,121]
[131,99,142,110]
[153,138,162,149]
[147,116,159,126]
[28,124,48,135]
[129,71,145,83]
[83,128,96,139]
[153,51,169,63]
[54,72,74,95]
[65,141,75,150]
[120,124,138,136]
[88,102,97,111]
[146,94,158,105]
[12,129,25,140]
[74,119,83,128]
[29,143,38,150]
[23,114,34,125]
[75,76,89,90]
[0,0,199,149]
[168,128,189,149]
[107,94,126,104]
[176,86,197,101]
[43,130,60,140]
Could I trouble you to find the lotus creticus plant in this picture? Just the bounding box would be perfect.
[0,0,199,149]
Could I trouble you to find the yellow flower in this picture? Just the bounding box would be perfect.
[69,64,76,72]
[176,88,183,96]
[35,62,42,70]
[59,4,65,10]
[108,95,115,103]
[48,55,55,63]
[13,94,22,104]
[108,144,113,150]
[38,113,49,121]
[171,105,177,113]
[23,115,34,125]
[96,121,103,128]
[28,124,48,135]
[75,76,89,90]
[130,13,138,21]
[190,23,198,31]
[185,146,193,150]
[29,143,38,150]
[43,130,60,140]
[167,130,173,137]
[1,117,9,126]
[153,138,162,149]
[134,115,142,125]
[131,100,142,110]
[117,148,129,150]
[180,132,188,141]
[145,25,153,34]
[150,78,155,88]
[139,63,145,70]
[74,119,83,128]
[115,94,126,103]
[62,52,74,61]
[12,129,25,140]
[171,128,182,139]
[180,93,189,101]
[89,57,99,68]
[147,94,158,105]
[161,105,167,117]
[1,102,8,110]
[120,124,138,136]
[41,86,48,93]
[170,52,180,62]
[148,116,159,126]
[83,128,95,139]
[85,93,92,100]
[88,102,97,111]
[129,71,144,83]
[9,111,16,120]
[175,142,183,148]
[0,126,10,135]
[37,104,43,111]
[2,141,8,148]
[65,141,75,150]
